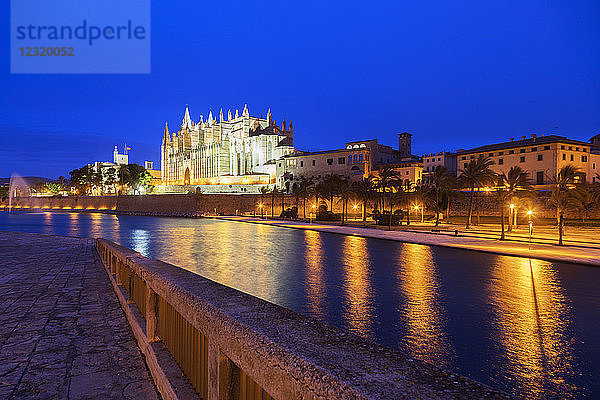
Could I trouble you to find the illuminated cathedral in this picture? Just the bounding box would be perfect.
[161,105,295,186]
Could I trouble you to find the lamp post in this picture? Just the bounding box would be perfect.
[258,203,264,219]
[509,203,514,232]
[527,210,533,250]
[311,204,316,224]
[353,204,358,220]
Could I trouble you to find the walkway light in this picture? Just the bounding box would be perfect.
[527,210,533,249]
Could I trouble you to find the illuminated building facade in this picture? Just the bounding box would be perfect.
[161,105,295,186]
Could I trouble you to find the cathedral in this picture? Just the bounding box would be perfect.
[161,105,295,187]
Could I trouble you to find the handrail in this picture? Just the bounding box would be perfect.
[96,238,508,400]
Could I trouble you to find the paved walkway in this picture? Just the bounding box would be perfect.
[0,232,158,399]
[217,216,600,266]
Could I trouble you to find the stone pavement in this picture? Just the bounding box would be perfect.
[0,232,159,399]
[217,216,600,266]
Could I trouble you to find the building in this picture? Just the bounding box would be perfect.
[456,134,600,187]
[344,139,399,168]
[144,161,162,186]
[422,151,458,184]
[161,105,295,189]
[276,146,371,190]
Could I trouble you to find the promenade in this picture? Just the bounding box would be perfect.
[217,216,600,266]
[0,232,158,399]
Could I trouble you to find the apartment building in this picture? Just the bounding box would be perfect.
[422,151,457,183]
[457,134,600,187]
[275,147,371,190]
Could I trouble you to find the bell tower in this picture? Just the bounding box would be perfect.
[398,132,412,158]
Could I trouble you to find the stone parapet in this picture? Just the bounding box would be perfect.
[96,238,509,400]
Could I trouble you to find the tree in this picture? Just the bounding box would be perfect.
[44,181,63,195]
[375,167,401,216]
[69,165,95,195]
[550,165,581,245]
[295,178,314,219]
[430,166,454,226]
[496,166,532,238]
[573,181,596,223]
[458,156,496,228]
[269,187,280,218]
[337,179,352,224]
[119,164,152,194]
[352,176,376,222]
[259,186,270,218]
[319,174,343,213]
[104,167,118,194]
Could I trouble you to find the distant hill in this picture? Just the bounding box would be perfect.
[0,176,53,186]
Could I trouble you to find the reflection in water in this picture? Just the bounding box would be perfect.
[341,236,373,336]
[89,212,103,238]
[68,212,79,236]
[304,230,326,318]
[43,212,53,235]
[131,228,150,255]
[489,257,576,399]
[397,243,450,366]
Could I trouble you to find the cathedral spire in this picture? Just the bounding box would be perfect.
[242,104,249,117]
[182,106,192,129]
[267,108,272,125]
[163,122,170,143]
[208,110,213,125]
[227,109,232,121]
[282,117,287,132]
[219,108,224,123]
[289,120,293,135]
[235,109,239,119]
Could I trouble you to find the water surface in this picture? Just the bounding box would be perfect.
[1,211,598,399]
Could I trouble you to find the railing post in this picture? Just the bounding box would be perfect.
[127,270,134,304]
[146,286,159,342]
[208,342,235,400]
[116,260,123,285]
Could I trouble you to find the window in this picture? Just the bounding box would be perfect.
[278,163,281,167]
[461,156,466,160]
[406,171,409,175]
[359,154,363,162]
[509,150,515,154]
[520,156,525,163]
[489,153,494,157]
[437,158,441,161]
[537,154,543,161]
[570,154,574,161]
[312,160,316,166]
[499,151,504,155]
[464,162,468,168]
[536,171,544,185]
[594,163,597,169]
[561,145,565,149]
[353,155,358,162]
[520,149,526,153]
[426,166,430,171]
[470,155,475,159]
[569,146,573,150]
[583,148,587,153]
[350,156,354,163]
[582,156,588,162]
[498,158,504,165]
[576,147,579,151]
[562,154,566,160]
[544,146,550,150]
[327,158,333,165]
[532,147,537,152]
[338,157,345,164]
[300,160,304,167]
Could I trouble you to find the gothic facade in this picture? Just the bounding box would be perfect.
[161,105,295,186]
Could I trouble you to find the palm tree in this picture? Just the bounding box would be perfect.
[497,166,532,237]
[376,167,400,214]
[430,166,454,226]
[550,165,581,245]
[270,187,280,218]
[573,181,596,223]
[458,156,495,228]
[352,175,376,221]
[337,179,353,224]
[259,186,269,218]
[296,178,314,219]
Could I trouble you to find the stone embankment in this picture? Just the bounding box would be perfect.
[97,238,510,400]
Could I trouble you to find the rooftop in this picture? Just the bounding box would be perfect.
[457,135,591,154]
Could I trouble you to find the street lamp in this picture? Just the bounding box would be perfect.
[311,204,316,223]
[353,204,358,220]
[258,203,264,219]
[527,210,533,249]
[414,204,423,223]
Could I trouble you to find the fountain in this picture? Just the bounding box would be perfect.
[8,173,32,212]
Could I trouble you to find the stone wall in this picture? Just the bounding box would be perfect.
[0,193,301,217]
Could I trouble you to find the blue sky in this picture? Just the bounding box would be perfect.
[1,0,599,178]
